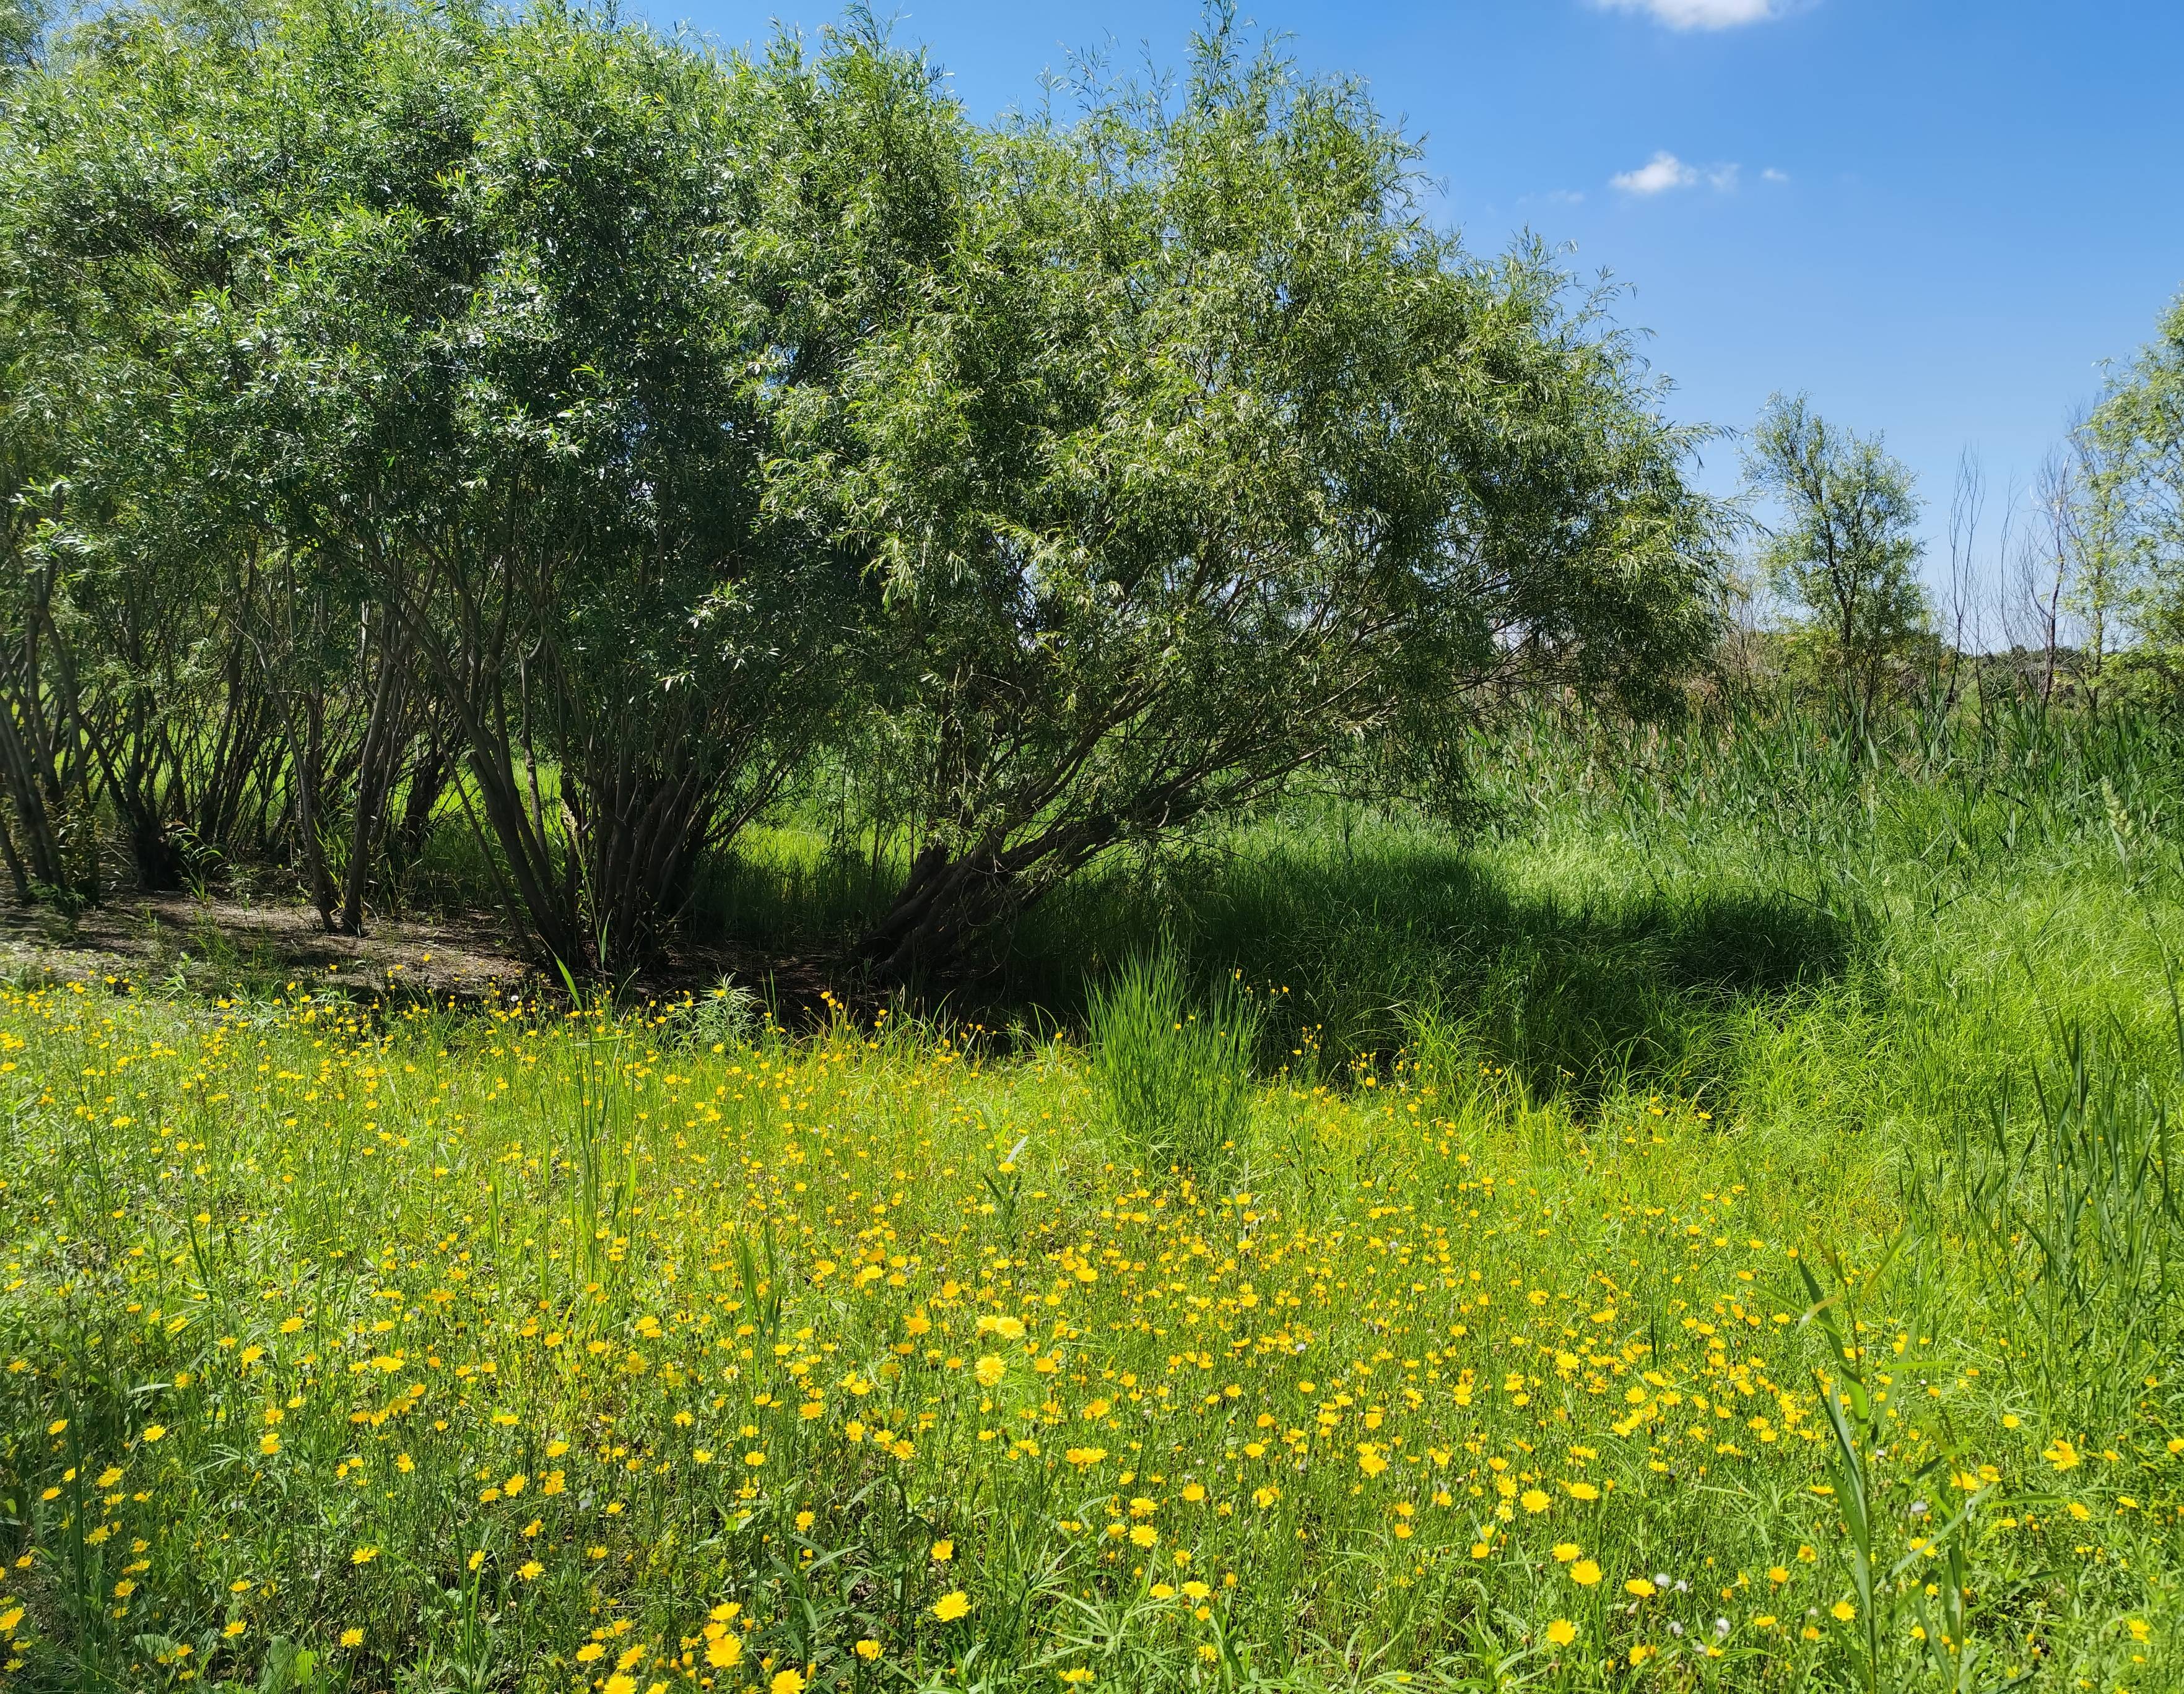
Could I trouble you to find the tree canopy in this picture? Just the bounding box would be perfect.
[2087,292,2184,692]
[0,0,1729,974]
[1742,393,1928,721]
[785,25,1723,974]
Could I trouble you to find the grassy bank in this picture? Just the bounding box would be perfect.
[1,704,2181,1692]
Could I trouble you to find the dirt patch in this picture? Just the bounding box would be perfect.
[0,893,539,1002]
[0,892,850,1017]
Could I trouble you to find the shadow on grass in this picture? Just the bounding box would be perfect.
[688,817,1861,1108]
[986,834,1861,1106]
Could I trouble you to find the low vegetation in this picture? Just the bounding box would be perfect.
[3,703,2181,1692]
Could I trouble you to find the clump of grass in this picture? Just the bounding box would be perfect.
[1087,953,1262,1173]
[658,976,763,1053]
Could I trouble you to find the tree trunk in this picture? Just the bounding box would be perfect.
[339,634,409,934]
[856,843,1012,985]
[297,697,339,929]
[0,799,32,903]
[0,700,63,892]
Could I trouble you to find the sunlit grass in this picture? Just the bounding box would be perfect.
[4,699,2184,1689]
[0,961,2176,1692]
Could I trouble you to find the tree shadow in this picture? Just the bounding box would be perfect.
[985,832,1861,1106]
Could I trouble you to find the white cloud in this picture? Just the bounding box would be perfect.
[1597,0,1781,28]
[1611,152,1755,196]
[1762,167,1791,183]
[1611,152,1699,195]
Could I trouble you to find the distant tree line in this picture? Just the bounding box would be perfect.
[1738,293,2184,725]
[0,0,1730,974]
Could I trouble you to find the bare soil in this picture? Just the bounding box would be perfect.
[0,892,539,1001]
[0,891,850,1015]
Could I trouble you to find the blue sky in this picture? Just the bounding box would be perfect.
[647,0,2184,591]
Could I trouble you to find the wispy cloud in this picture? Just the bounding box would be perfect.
[1610,152,1761,197]
[1596,0,1782,29]
[1762,167,1791,183]
[1611,152,1700,196]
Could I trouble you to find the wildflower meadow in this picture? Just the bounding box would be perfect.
[2,1,2182,1687]
[3,706,2181,1693]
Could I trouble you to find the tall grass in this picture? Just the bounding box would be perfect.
[7,690,2182,1688]
[1908,1006,2184,1427]
[1086,955,1262,1174]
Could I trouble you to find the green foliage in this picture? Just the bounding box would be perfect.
[778,14,1725,978]
[1744,393,1931,720]
[2088,290,2184,695]
[5,695,2184,1687]
[0,0,40,72]
[0,0,965,964]
[1087,952,1261,1173]
[0,0,1728,971]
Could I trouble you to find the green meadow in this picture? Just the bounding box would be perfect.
[2,700,2179,1693]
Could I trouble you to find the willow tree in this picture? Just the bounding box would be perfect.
[2,0,963,964]
[376,7,962,968]
[789,19,1724,981]
[1743,393,1928,723]
[2089,292,2184,696]
[0,0,490,905]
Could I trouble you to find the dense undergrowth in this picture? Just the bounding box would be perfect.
[2,701,2182,1692]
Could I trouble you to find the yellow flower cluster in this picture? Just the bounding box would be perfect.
[0,979,2174,1690]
